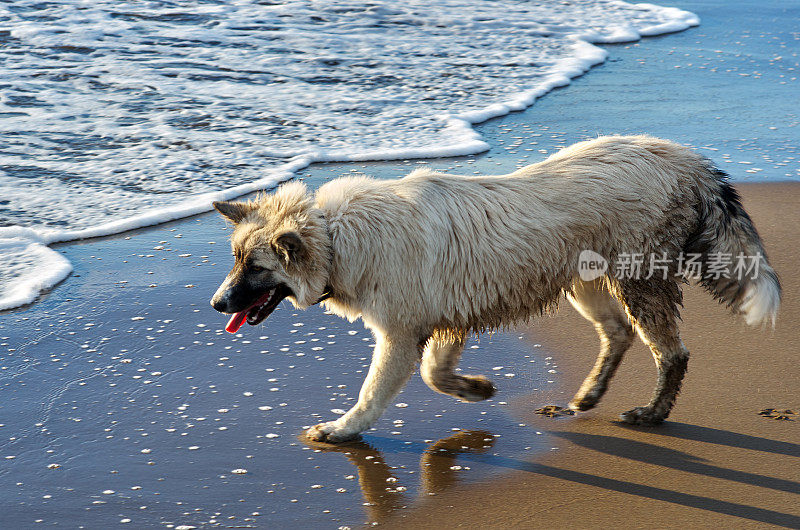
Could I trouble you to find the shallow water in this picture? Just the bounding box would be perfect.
[0,215,568,528]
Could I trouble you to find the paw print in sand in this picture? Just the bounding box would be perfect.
[534,405,576,418]
[758,408,797,421]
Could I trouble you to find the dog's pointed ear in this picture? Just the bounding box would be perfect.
[213,200,253,224]
[273,231,305,265]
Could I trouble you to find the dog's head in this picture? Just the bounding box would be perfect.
[210,181,331,332]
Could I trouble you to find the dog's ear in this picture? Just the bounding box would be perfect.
[213,201,253,224]
[273,231,305,265]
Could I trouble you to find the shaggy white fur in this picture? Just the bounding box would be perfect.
[211,135,780,442]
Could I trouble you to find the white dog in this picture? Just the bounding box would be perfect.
[211,135,780,442]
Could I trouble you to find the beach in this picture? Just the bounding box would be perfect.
[1,0,798,527]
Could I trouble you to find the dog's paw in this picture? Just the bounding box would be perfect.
[619,406,665,426]
[305,421,361,444]
[454,375,496,402]
[568,394,599,412]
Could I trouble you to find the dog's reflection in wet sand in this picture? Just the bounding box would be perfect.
[303,430,495,523]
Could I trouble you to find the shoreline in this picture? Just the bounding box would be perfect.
[5,0,799,313]
[0,3,701,312]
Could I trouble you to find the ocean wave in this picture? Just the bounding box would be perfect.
[0,0,698,310]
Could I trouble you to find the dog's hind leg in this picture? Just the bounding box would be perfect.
[567,279,635,412]
[421,337,496,402]
[307,329,423,443]
[613,278,690,425]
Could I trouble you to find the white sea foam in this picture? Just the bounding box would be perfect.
[0,238,73,310]
[0,0,699,310]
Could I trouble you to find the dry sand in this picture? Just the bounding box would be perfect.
[385,184,800,528]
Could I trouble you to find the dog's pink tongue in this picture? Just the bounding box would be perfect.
[225,311,248,334]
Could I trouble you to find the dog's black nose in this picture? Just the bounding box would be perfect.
[211,297,228,313]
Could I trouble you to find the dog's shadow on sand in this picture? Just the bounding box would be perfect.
[549,427,800,494]
[303,423,800,527]
[617,421,800,458]
[540,423,800,527]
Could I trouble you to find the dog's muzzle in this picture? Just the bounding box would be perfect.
[212,284,291,333]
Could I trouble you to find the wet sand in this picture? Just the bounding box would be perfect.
[386,182,800,528]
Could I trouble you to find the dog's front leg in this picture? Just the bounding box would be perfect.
[307,330,421,443]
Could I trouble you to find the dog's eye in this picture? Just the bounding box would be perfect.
[249,264,265,273]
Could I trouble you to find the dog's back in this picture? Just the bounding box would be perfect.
[316,135,777,335]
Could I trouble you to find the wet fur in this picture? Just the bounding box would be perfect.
[212,135,780,441]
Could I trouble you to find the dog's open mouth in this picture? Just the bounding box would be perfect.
[225,286,290,334]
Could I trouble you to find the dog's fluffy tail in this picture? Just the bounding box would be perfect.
[684,167,781,327]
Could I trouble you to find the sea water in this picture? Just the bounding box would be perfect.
[0,0,699,309]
